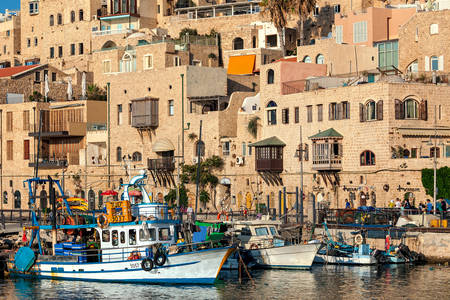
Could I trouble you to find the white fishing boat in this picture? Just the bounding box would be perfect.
[232,219,318,269]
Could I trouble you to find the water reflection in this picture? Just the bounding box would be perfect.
[1,265,449,300]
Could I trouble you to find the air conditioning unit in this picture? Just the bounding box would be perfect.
[236,156,244,165]
[192,156,199,164]
[92,15,97,20]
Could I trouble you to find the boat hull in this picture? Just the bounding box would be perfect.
[314,253,377,265]
[249,244,318,269]
[8,247,234,285]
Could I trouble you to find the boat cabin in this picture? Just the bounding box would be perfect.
[232,220,285,249]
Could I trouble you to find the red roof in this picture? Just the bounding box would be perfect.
[0,65,40,78]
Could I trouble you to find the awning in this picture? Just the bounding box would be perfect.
[152,138,175,152]
[249,136,286,147]
[398,127,450,137]
[227,55,256,75]
[220,178,231,185]
[309,128,343,139]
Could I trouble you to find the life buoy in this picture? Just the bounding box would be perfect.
[63,216,76,235]
[354,234,363,245]
[385,235,391,251]
[217,213,221,220]
[96,214,109,229]
[154,251,167,266]
[141,258,154,272]
[128,250,140,260]
[249,243,258,250]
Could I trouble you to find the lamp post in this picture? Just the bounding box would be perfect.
[295,125,305,225]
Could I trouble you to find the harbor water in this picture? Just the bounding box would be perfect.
[1,264,449,299]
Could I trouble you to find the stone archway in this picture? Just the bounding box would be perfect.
[14,191,21,209]
[40,190,48,209]
[359,192,367,207]
[237,192,243,209]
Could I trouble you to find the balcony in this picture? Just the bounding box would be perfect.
[131,97,158,128]
[312,155,342,171]
[92,28,135,37]
[29,121,86,138]
[28,153,79,169]
[148,157,175,171]
[255,158,283,172]
[310,128,343,171]
[249,136,286,173]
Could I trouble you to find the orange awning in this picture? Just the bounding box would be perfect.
[227,55,256,75]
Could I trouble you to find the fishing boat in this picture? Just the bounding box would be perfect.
[8,173,234,284]
[232,218,318,269]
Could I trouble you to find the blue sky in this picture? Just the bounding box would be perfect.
[0,0,20,13]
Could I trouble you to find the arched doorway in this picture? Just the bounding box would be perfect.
[14,191,21,209]
[359,192,367,207]
[237,192,243,209]
[88,189,95,210]
[40,190,48,209]
[245,192,252,209]
[233,37,244,50]
[370,191,376,207]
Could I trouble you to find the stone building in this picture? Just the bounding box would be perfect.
[0,10,21,68]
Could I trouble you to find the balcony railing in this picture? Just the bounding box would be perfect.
[255,158,283,172]
[92,28,135,37]
[148,157,175,171]
[28,158,68,169]
[312,155,342,171]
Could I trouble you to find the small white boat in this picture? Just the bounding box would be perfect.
[314,245,378,265]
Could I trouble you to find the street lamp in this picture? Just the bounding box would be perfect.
[294,125,306,224]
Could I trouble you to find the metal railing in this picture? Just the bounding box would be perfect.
[92,28,135,37]
[1,209,32,229]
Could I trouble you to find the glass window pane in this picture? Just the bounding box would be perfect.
[112,230,118,246]
[255,227,269,236]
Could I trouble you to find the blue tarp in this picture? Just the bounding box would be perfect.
[192,226,208,243]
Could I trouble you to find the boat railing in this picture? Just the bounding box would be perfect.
[0,209,33,229]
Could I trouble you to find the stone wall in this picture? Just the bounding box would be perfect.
[227,74,260,96]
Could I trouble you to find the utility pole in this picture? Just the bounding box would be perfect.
[194,120,202,220]
[297,125,305,225]
[181,74,185,164]
[176,135,180,217]
[107,82,111,188]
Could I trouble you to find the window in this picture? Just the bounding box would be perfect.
[266,101,277,125]
[316,54,324,64]
[335,25,343,44]
[378,41,398,69]
[6,112,12,131]
[79,43,84,55]
[117,104,123,125]
[129,229,136,245]
[23,140,30,160]
[317,104,323,122]
[233,37,244,50]
[329,102,337,120]
[3,45,5,54]
[222,141,230,156]
[282,108,289,124]
[353,21,368,43]
[34,37,38,47]
[314,6,319,16]
[50,47,54,58]
[294,107,299,123]
[303,56,311,63]
[366,101,376,121]
[446,145,450,158]
[102,230,110,242]
[23,111,30,131]
[360,150,375,166]
[132,152,142,162]
[6,30,9,37]
[168,100,174,116]
[35,71,40,82]
[158,228,171,241]
[29,1,39,14]
[121,0,127,13]
[157,4,160,13]
[27,38,31,48]
[58,46,63,58]
[431,56,439,71]
[267,69,274,84]
[411,148,417,158]
[174,56,181,66]
[430,147,440,158]
[51,72,57,81]
[70,44,75,56]
[120,231,126,244]
[116,147,122,162]
[49,15,54,26]
[139,228,156,241]
[112,230,118,246]
[79,9,84,21]
[144,54,153,69]
[404,99,418,119]
[128,103,132,125]
[195,141,205,157]
[334,4,341,13]
[255,227,269,236]
[242,142,246,156]
[102,60,111,73]
[6,140,13,160]
[120,52,135,73]
[57,13,62,25]
[71,11,75,22]
[269,227,277,236]
[342,101,350,119]
[307,105,312,123]
[430,24,438,35]
[248,145,252,156]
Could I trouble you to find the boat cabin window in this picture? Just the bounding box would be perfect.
[112,230,119,246]
[120,231,126,244]
[102,230,110,242]
[159,228,171,241]
[269,227,277,236]
[240,227,252,236]
[139,228,156,241]
[255,227,269,236]
[129,229,136,245]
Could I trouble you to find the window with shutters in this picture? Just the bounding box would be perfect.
[366,101,376,121]
[329,103,337,120]
[360,150,375,166]
[71,11,75,23]
[6,140,13,160]
[6,112,12,131]
[266,101,277,125]
[307,105,312,123]
[353,21,367,43]
[342,101,350,119]
[23,111,30,131]
[102,60,111,73]
[57,13,62,25]
[294,107,299,123]
[404,99,418,119]
[317,104,323,122]
[24,140,30,160]
[282,108,289,124]
[431,56,439,71]
[335,25,343,44]
[430,147,440,158]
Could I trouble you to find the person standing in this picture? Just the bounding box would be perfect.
[426,199,433,214]
[395,198,402,208]
[187,205,194,221]
[345,199,351,209]
[388,200,395,208]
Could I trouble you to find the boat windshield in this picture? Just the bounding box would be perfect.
[269,227,277,236]
[255,227,269,236]
[139,228,156,241]
[159,228,171,241]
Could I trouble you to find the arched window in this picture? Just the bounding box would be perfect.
[79,9,84,21]
[70,11,75,23]
[40,190,47,209]
[57,13,62,25]
[267,69,274,84]
[120,52,136,73]
[88,189,95,210]
[117,147,122,162]
[233,37,244,50]
[101,41,117,50]
[14,190,21,209]
[407,60,418,73]
[360,150,375,166]
[430,147,440,158]
[266,101,277,125]
[431,56,439,71]
[80,190,85,199]
[303,56,311,63]
[98,191,103,208]
[316,54,325,64]
[366,100,376,121]
[195,141,205,157]
[3,191,7,204]
[252,36,257,48]
[132,152,142,162]
[404,98,418,119]
[49,15,54,26]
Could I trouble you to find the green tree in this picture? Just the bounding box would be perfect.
[164,184,189,207]
[293,0,316,46]
[421,167,450,199]
[260,0,292,55]
[87,84,107,100]
[247,116,260,138]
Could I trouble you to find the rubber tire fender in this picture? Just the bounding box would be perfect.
[0,260,6,272]
[154,252,167,267]
[141,258,154,272]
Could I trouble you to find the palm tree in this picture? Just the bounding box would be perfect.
[293,0,316,46]
[260,0,292,56]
